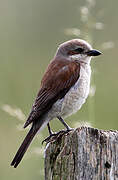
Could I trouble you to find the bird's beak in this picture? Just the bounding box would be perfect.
[86,49,102,56]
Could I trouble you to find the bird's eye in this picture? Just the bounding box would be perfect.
[74,47,84,53]
[68,47,84,55]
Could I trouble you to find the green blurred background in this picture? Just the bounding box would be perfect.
[0,0,118,179]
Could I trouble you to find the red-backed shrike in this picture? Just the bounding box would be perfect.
[11,39,101,168]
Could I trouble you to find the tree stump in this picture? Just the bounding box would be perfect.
[44,127,118,180]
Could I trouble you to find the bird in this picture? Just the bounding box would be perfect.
[11,39,101,168]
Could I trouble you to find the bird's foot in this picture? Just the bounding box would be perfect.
[42,128,73,144]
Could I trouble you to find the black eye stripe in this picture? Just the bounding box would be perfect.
[68,47,84,55]
[74,48,84,53]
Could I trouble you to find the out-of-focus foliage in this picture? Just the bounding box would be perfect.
[0,0,118,179]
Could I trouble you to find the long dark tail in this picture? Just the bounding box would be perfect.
[11,125,38,168]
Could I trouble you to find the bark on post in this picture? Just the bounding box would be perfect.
[44,127,118,180]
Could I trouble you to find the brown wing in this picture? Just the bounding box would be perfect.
[24,58,80,128]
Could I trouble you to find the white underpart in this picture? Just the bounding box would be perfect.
[61,60,91,117]
[46,57,92,121]
[71,53,91,64]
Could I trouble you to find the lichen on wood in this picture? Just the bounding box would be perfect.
[44,127,118,180]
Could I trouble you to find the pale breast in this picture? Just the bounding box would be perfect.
[61,64,91,117]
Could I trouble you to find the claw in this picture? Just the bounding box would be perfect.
[42,129,73,144]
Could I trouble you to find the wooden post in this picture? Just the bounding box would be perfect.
[44,127,118,180]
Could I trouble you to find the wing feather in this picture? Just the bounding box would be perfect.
[24,58,80,128]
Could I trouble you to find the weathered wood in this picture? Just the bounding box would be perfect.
[44,127,118,180]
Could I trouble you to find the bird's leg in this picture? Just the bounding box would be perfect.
[42,117,73,144]
[42,123,57,144]
[57,116,72,131]
[42,120,71,144]
[47,123,53,135]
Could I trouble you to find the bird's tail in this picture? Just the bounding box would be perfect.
[11,125,38,168]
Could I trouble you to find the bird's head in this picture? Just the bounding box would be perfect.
[56,39,101,64]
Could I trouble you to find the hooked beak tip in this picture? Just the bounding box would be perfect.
[87,49,102,56]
